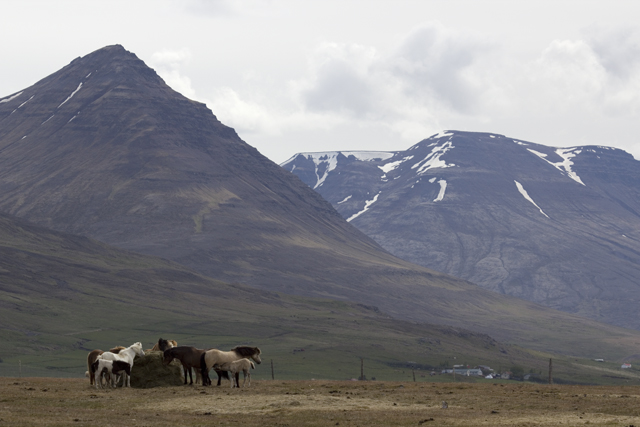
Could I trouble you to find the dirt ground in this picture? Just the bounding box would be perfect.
[1,377,640,426]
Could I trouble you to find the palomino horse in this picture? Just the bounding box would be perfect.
[162,346,209,385]
[201,346,261,386]
[214,358,255,388]
[86,346,126,386]
[97,342,145,387]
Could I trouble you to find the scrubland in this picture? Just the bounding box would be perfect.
[1,377,640,426]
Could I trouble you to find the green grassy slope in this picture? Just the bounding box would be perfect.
[1,212,640,385]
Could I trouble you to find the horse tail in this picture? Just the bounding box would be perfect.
[200,352,209,386]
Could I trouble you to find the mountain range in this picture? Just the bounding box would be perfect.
[2,45,640,376]
[281,131,640,330]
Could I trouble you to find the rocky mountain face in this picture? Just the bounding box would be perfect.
[281,131,640,330]
[0,45,384,293]
[3,46,639,355]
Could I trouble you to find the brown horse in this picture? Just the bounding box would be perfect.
[201,346,261,386]
[163,346,208,385]
[86,346,126,386]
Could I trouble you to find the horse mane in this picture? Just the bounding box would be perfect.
[231,346,260,357]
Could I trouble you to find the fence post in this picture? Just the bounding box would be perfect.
[271,359,274,380]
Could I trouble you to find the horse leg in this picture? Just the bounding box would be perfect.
[200,365,211,386]
[243,370,250,388]
[188,367,194,385]
[182,365,188,385]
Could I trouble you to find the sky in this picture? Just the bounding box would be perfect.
[2,0,640,163]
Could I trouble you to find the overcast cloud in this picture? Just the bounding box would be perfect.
[1,0,639,162]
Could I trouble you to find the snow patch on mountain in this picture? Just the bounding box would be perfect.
[379,155,414,174]
[514,180,549,218]
[412,140,456,175]
[432,131,454,139]
[58,82,83,108]
[434,180,447,202]
[347,192,381,222]
[337,195,352,204]
[343,151,394,162]
[527,148,585,186]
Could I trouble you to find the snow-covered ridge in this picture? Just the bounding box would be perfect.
[0,91,23,104]
[281,151,395,189]
[281,150,394,167]
[430,130,454,140]
[527,147,585,186]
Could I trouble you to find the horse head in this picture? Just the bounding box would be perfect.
[133,342,145,357]
[233,346,262,364]
[158,338,175,352]
[162,348,174,366]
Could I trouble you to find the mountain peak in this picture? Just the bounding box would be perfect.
[283,131,640,329]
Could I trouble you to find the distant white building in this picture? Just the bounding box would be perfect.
[441,368,483,376]
[622,363,632,369]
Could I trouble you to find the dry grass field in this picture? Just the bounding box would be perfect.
[1,377,640,426]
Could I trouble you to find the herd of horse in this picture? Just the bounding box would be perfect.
[87,339,261,389]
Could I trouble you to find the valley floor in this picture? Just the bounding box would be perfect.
[1,377,640,426]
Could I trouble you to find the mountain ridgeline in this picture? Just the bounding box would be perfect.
[281,131,640,330]
[2,45,640,363]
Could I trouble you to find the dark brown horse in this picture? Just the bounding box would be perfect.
[163,346,208,385]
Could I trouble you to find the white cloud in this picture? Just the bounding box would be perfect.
[386,22,494,113]
[149,48,197,100]
[300,43,378,118]
[152,19,640,162]
[179,0,235,17]
[527,39,606,111]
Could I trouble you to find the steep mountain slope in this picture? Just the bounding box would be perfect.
[0,45,387,293]
[2,46,640,359]
[281,131,640,329]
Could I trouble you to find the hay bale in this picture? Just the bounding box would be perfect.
[130,351,184,388]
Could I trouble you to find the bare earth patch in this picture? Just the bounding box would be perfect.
[1,377,640,426]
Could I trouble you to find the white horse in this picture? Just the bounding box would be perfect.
[91,359,132,389]
[214,358,255,388]
[97,342,144,387]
